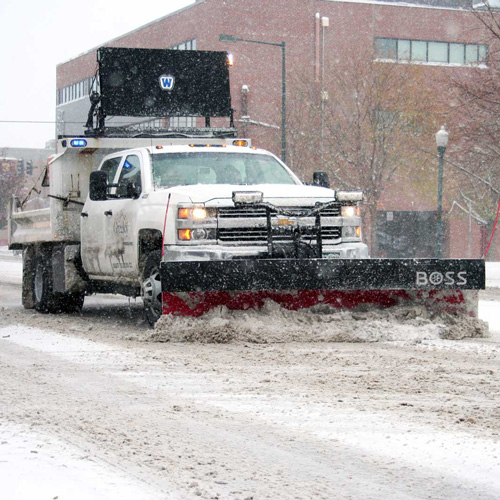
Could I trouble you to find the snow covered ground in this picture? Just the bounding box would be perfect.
[2,322,500,499]
[1,247,500,499]
[0,422,161,500]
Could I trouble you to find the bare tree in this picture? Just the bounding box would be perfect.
[285,79,322,181]
[448,2,500,221]
[0,150,24,230]
[287,53,442,255]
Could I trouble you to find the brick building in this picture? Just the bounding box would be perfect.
[55,0,499,259]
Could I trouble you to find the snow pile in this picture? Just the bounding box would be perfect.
[150,300,488,344]
[486,262,500,288]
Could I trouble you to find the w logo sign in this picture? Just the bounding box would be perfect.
[159,74,175,91]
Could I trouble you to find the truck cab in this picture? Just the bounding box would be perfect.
[81,140,368,323]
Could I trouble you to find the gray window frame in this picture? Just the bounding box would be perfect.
[374,37,488,66]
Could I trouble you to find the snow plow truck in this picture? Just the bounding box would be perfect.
[8,47,485,325]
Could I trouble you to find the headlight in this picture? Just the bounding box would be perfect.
[341,205,360,217]
[341,206,355,217]
[177,206,215,219]
[176,205,217,243]
[177,228,214,241]
[343,226,361,239]
[192,228,208,240]
[192,207,207,220]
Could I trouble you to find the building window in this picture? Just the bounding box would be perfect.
[412,41,427,62]
[450,43,464,64]
[375,37,488,66]
[169,38,196,51]
[374,38,396,59]
[58,76,97,106]
[398,40,410,60]
[428,42,448,63]
[169,116,196,127]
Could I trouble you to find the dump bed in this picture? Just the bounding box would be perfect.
[8,138,127,248]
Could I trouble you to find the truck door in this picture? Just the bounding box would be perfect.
[81,155,122,278]
[103,153,144,279]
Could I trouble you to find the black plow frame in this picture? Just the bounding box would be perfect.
[161,258,485,293]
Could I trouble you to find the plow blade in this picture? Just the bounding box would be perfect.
[160,258,485,317]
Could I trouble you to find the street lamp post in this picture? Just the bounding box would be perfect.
[320,16,329,160]
[219,33,287,163]
[435,125,449,259]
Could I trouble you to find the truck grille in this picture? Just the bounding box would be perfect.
[216,204,343,244]
[218,226,341,243]
[218,205,341,218]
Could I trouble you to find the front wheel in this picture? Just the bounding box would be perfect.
[141,250,162,326]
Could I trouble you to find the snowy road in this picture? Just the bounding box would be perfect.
[1,250,500,499]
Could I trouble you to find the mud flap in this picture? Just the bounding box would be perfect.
[160,259,485,317]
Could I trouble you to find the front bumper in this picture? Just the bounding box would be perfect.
[164,242,369,262]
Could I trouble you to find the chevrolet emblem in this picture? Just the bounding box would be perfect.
[277,218,296,227]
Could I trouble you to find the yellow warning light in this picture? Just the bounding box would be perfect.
[178,229,191,241]
[155,145,163,149]
[227,53,234,67]
[178,208,190,219]
[233,140,248,147]
[356,227,361,237]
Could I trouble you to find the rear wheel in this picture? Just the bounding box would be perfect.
[141,250,162,326]
[22,246,36,309]
[33,253,56,313]
[29,248,85,314]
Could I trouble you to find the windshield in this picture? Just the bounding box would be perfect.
[151,152,298,187]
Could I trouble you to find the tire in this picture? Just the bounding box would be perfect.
[22,246,36,309]
[31,249,85,314]
[33,253,56,313]
[141,250,162,326]
[57,292,85,314]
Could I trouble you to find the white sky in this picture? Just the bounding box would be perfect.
[0,0,194,150]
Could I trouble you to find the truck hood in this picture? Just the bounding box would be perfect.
[167,184,337,206]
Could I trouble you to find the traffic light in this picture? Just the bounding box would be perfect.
[17,158,24,175]
[26,160,33,175]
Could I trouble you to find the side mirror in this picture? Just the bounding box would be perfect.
[313,171,330,188]
[89,171,109,201]
[125,180,140,199]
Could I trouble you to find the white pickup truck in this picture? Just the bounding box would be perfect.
[8,135,368,324]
